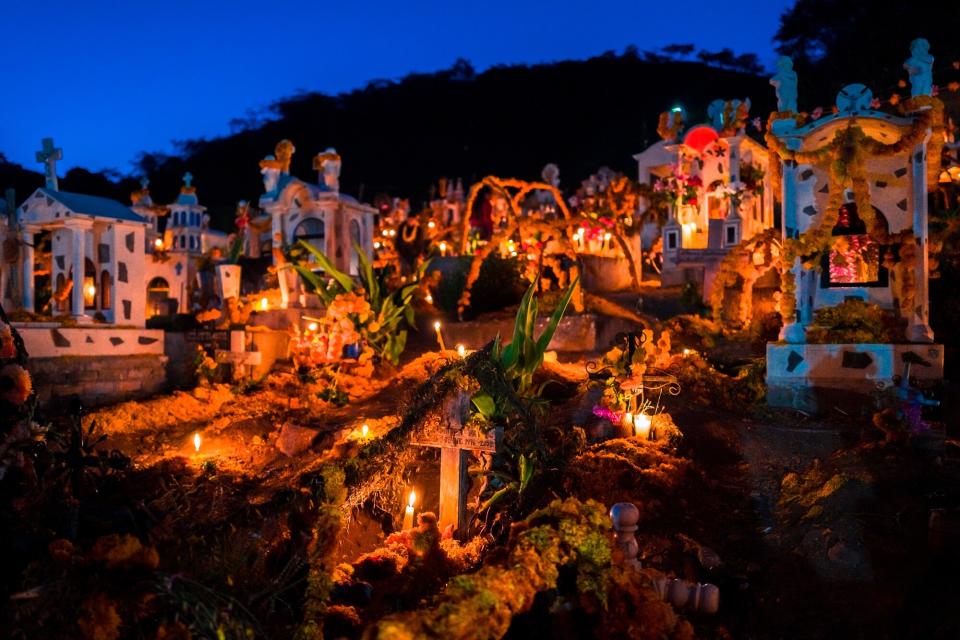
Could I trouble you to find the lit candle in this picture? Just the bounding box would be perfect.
[433,321,446,351]
[456,344,466,358]
[85,283,96,298]
[307,322,318,332]
[633,413,652,439]
[154,238,164,250]
[361,423,369,439]
[402,489,416,529]
[682,348,692,356]
[259,297,269,311]
[193,432,202,452]
[425,293,434,305]
[439,241,447,256]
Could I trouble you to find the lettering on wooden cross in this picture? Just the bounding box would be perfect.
[410,390,500,536]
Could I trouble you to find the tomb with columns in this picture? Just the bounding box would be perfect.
[3,138,169,404]
[633,100,777,298]
[764,41,945,412]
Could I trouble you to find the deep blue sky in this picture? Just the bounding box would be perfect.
[1,0,793,174]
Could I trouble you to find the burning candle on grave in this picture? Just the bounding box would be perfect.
[622,411,634,430]
[259,297,269,311]
[425,293,434,305]
[402,489,416,529]
[456,344,466,358]
[193,432,202,452]
[439,241,447,256]
[307,322,318,333]
[154,238,164,251]
[433,321,446,351]
[361,423,369,439]
[633,413,652,440]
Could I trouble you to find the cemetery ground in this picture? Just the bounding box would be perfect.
[4,290,958,639]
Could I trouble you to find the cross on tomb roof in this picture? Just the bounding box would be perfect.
[183,172,193,189]
[35,137,62,191]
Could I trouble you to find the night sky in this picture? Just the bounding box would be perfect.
[1,0,794,174]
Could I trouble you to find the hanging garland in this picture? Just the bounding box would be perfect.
[764,97,944,322]
[709,229,783,326]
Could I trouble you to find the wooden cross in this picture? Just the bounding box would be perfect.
[410,391,500,536]
[35,138,62,191]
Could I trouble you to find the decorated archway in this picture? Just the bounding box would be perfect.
[456,176,583,318]
[710,229,784,327]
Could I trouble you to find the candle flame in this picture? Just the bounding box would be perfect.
[427,220,436,229]
[154,238,164,249]
[85,284,96,298]
[439,241,447,252]
[433,321,441,331]
[425,293,433,304]
[408,489,416,508]
[260,297,269,311]
[456,344,466,357]
[361,423,369,438]
[633,413,652,437]
[193,432,201,452]
[307,322,318,332]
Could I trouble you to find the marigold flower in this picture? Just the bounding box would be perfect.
[0,323,14,359]
[1,364,31,405]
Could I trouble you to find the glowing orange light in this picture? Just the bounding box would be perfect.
[307,322,318,332]
[456,344,466,358]
[408,489,416,508]
[259,297,269,311]
[154,238,164,249]
[193,433,202,452]
[361,423,369,438]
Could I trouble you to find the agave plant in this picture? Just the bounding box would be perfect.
[291,240,428,365]
[492,276,579,397]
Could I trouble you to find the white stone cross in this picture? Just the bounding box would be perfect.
[35,138,62,191]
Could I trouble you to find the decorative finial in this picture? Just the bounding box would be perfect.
[770,56,798,113]
[904,38,934,98]
[35,137,63,191]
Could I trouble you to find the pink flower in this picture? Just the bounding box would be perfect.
[811,106,824,120]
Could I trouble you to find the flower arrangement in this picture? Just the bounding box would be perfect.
[292,240,426,365]
[653,172,701,208]
[193,345,218,386]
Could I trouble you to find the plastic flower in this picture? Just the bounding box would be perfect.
[1,364,32,405]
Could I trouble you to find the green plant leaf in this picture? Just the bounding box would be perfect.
[518,454,533,494]
[478,484,517,513]
[471,392,496,418]
[535,275,579,354]
[297,239,353,292]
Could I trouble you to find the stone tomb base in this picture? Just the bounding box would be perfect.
[766,342,944,414]
[448,312,640,353]
[29,353,169,407]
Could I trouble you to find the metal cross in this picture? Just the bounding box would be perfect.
[183,172,193,188]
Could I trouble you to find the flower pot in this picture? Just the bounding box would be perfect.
[216,264,242,301]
